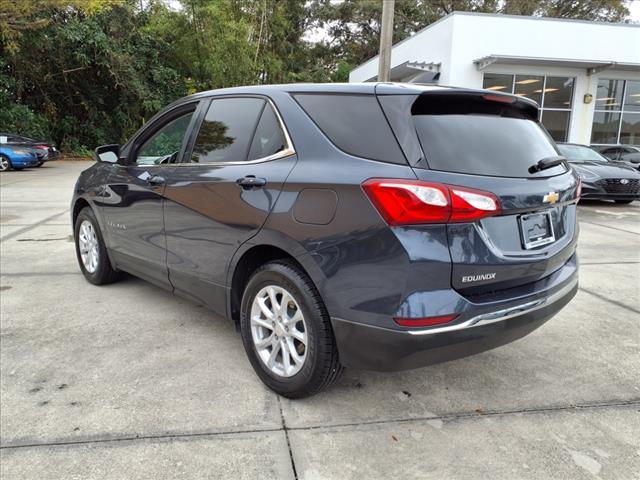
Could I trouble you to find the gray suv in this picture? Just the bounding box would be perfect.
[72,83,580,398]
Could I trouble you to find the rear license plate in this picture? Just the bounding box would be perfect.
[519,211,555,249]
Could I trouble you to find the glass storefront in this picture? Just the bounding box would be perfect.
[591,79,640,145]
[482,73,574,141]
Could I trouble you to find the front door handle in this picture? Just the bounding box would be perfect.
[147,174,166,186]
[236,175,267,189]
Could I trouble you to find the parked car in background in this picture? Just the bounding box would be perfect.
[557,143,640,204]
[0,133,59,167]
[0,144,39,171]
[594,145,640,168]
[72,84,580,398]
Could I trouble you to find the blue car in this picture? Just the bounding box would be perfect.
[0,145,39,171]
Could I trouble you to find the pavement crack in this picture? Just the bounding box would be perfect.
[580,220,639,236]
[17,237,69,242]
[580,261,640,266]
[277,396,299,480]
[579,287,640,314]
[1,399,638,451]
[0,210,69,243]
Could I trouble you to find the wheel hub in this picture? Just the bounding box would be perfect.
[78,220,99,273]
[250,285,308,377]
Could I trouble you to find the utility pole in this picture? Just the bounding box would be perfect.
[377,0,395,82]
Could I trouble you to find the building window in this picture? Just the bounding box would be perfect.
[482,74,574,141]
[592,79,640,145]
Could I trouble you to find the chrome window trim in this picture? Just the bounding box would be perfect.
[180,95,296,167]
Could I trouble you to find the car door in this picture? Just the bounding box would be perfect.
[101,102,199,288]
[163,95,297,315]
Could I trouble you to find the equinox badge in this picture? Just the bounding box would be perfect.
[462,273,496,283]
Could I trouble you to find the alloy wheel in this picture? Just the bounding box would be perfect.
[250,285,308,377]
[78,220,99,273]
[0,157,9,171]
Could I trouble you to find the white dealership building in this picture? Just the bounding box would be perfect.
[349,12,640,145]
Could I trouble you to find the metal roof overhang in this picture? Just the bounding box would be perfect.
[474,55,640,75]
[365,61,441,82]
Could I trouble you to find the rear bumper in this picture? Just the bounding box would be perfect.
[331,270,578,371]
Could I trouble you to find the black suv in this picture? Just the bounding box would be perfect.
[72,83,580,398]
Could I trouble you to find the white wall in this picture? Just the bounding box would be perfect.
[446,13,640,90]
[348,15,455,83]
[349,12,640,144]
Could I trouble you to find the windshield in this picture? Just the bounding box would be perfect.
[557,144,608,163]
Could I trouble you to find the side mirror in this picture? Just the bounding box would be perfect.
[95,144,121,164]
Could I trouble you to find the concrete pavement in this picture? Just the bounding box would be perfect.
[1,161,639,479]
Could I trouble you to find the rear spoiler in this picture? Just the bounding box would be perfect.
[410,90,539,121]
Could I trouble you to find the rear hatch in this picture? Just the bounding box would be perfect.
[378,88,579,298]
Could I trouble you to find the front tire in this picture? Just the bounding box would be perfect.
[74,207,120,285]
[0,155,12,171]
[240,260,343,398]
[615,199,633,204]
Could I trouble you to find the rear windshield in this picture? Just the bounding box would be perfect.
[411,94,566,178]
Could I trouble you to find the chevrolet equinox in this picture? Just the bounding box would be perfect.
[72,83,580,398]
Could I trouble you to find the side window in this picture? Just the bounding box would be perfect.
[136,112,194,166]
[191,97,265,163]
[293,94,405,164]
[248,104,287,160]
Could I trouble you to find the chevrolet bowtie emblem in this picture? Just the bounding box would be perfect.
[543,192,559,204]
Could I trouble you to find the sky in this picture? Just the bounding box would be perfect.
[629,0,640,21]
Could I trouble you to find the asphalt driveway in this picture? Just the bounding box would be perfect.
[1,161,639,479]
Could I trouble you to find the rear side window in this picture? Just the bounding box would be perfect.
[248,104,287,160]
[390,94,565,178]
[191,97,265,163]
[293,94,405,164]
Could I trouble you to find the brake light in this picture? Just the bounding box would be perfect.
[482,93,516,104]
[576,178,582,200]
[35,145,48,150]
[394,314,458,328]
[362,179,501,225]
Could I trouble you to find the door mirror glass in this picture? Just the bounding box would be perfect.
[95,144,121,163]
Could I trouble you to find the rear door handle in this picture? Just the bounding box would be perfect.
[147,174,166,186]
[236,175,267,189]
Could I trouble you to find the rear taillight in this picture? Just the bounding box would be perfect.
[576,178,582,200]
[394,314,458,328]
[362,179,501,226]
[35,145,48,150]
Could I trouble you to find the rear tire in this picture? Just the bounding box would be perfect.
[615,199,633,204]
[74,207,121,285]
[0,155,12,171]
[240,260,343,398]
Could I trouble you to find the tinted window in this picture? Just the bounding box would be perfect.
[191,97,265,163]
[294,94,405,164]
[410,95,563,178]
[248,104,287,160]
[136,112,193,165]
[541,110,570,142]
[482,73,513,92]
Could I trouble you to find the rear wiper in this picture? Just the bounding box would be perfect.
[528,155,567,174]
